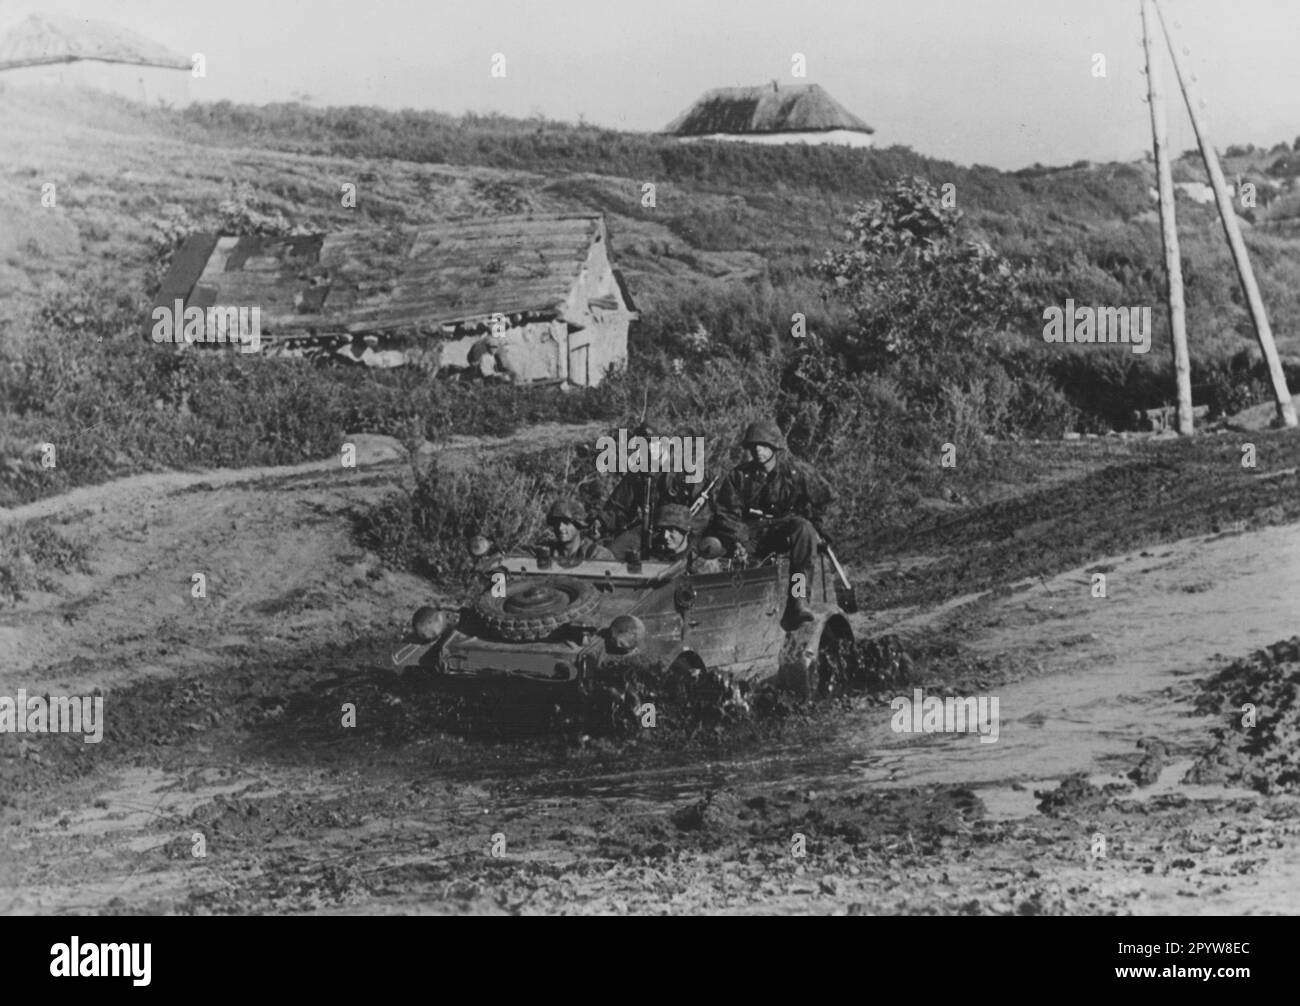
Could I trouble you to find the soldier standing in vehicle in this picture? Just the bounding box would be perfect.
[539,499,615,563]
[594,423,710,560]
[708,419,833,625]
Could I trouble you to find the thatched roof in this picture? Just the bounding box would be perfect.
[0,13,190,72]
[154,214,633,338]
[665,82,873,137]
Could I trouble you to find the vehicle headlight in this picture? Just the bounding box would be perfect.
[607,614,645,654]
[412,606,452,642]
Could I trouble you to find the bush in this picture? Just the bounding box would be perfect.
[818,176,1027,377]
[0,519,93,607]
[1195,349,1269,418]
[355,449,580,581]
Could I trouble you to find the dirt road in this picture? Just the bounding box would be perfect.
[2,431,1298,915]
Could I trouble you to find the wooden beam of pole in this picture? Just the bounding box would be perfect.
[1154,0,1298,428]
[1142,0,1193,434]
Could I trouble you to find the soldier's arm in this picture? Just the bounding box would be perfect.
[705,470,748,547]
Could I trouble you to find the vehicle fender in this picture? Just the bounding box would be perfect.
[777,607,853,697]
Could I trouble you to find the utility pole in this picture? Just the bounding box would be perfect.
[1141,0,1193,434]
[1154,0,1298,428]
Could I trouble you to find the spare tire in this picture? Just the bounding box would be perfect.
[473,576,601,642]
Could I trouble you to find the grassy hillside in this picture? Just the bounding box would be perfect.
[7,87,1300,359]
[3,85,1299,528]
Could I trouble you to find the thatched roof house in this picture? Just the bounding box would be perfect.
[665,82,874,148]
[152,214,637,387]
[0,12,190,70]
[0,13,190,104]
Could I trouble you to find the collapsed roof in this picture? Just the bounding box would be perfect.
[153,214,636,340]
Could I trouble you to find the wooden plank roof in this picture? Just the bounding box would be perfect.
[155,214,621,337]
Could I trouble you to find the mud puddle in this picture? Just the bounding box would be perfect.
[527,521,1300,822]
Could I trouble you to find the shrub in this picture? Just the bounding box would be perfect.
[0,519,93,607]
[818,176,1027,375]
[355,449,579,581]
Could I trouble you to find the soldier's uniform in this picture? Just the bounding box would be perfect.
[546,538,615,563]
[529,499,615,564]
[595,424,711,559]
[648,504,726,574]
[686,546,727,576]
[708,420,833,623]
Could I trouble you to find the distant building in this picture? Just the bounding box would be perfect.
[0,12,190,106]
[152,214,638,388]
[665,82,874,148]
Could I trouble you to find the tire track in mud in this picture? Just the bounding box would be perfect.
[859,430,1300,610]
[4,432,1300,913]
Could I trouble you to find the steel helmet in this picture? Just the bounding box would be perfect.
[740,419,786,451]
[546,499,589,526]
[653,504,692,533]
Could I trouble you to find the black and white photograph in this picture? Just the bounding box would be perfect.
[1,0,1297,938]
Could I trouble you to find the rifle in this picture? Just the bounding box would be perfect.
[641,477,656,556]
[689,475,720,516]
[812,523,859,613]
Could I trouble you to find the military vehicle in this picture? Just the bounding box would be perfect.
[392,549,860,727]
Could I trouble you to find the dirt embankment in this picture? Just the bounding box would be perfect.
[2,429,1299,915]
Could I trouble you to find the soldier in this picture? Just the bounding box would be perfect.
[708,419,833,625]
[594,423,710,560]
[648,504,727,574]
[539,499,615,563]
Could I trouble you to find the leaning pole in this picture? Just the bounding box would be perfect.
[1153,0,1298,428]
[1141,0,1193,434]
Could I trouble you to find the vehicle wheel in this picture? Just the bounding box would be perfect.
[473,575,600,642]
[779,617,856,700]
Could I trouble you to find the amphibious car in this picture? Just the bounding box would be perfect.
[392,551,858,710]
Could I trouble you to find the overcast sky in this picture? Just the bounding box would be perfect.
[6,0,1299,169]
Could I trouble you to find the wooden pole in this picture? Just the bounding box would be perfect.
[1141,0,1194,434]
[1153,0,1298,428]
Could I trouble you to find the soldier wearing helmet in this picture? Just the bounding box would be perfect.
[594,421,710,560]
[540,499,615,563]
[707,419,833,625]
[649,503,726,574]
